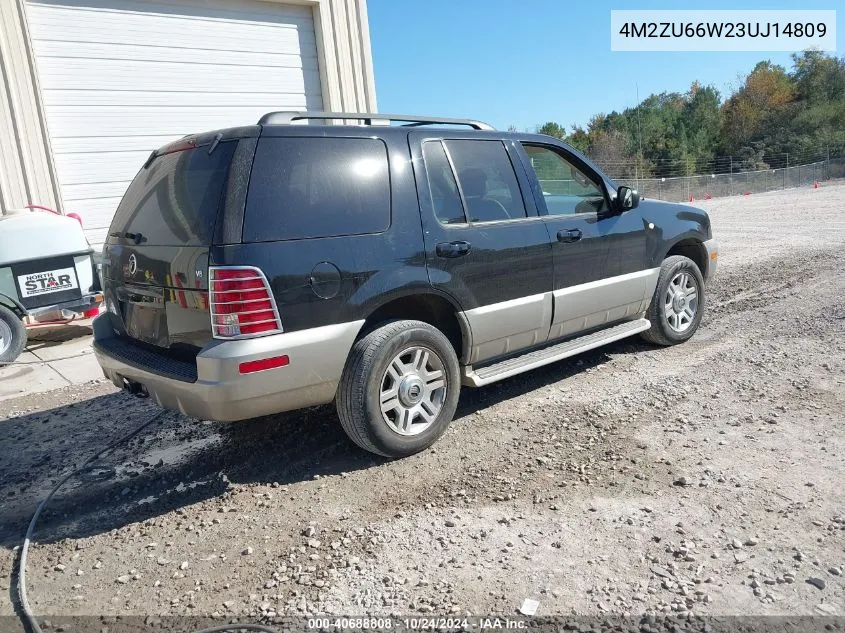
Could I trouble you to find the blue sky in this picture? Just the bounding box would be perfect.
[367,0,843,132]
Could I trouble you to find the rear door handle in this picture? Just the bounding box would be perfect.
[557,229,582,243]
[435,241,472,258]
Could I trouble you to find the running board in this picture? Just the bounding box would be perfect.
[461,318,651,387]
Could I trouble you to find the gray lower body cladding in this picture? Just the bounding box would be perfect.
[93,315,364,421]
[461,268,660,365]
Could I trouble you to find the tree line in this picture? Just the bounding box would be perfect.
[529,51,845,179]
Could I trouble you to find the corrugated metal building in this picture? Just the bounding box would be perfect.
[0,0,376,249]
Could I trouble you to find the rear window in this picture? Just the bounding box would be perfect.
[110,141,236,246]
[243,137,390,242]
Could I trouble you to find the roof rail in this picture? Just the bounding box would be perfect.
[257,111,495,131]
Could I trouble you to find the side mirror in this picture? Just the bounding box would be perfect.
[616,185,640,212]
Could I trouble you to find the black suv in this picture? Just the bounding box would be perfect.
[93,112,718,457]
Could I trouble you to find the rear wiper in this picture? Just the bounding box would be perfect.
[110,231,145,244]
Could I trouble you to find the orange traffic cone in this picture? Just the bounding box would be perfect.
[813,180,820,189]
[689,194,695,202]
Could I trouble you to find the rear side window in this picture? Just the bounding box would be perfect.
[244,137,390,242]
[445,140,526,222]
[422,141,465,224]
[111,141,236,246]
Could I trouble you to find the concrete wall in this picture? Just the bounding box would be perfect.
[0,0,377,216]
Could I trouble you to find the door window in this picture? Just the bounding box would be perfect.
[522,144,607,216]
[445,140,527,222]
[422,141,466,225]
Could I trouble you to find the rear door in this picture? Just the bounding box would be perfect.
[515,141,650,339]
[102,136,243,352]
[410,134,554,364]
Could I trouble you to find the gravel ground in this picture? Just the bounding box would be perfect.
[1,183,843,623]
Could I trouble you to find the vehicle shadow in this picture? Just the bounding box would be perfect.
[26,322,93,344]
[0,336,654,548]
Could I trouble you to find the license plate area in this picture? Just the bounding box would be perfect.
[122,287,169,348]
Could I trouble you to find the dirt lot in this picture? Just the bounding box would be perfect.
[1,184,843,623]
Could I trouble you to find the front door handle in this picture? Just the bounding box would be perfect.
[557,229,583,243]
[435,241,472,258]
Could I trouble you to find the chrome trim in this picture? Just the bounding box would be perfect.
[703,238,719,281]
[215,317,278,326]
[211,297,274,306]
[211,307,276,318]
[93,317,366,422]
[208,266,283,340]
[211,276,264,283]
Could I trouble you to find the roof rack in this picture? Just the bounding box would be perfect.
[257,111,495,131]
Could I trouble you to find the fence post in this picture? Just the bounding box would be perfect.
[729,156,733,196]
[826,146,830,181]
[786,152,791,186]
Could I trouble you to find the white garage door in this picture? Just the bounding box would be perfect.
[26,0,323,248]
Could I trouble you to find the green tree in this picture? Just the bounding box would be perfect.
[720,61,794,155]
[530,52,845,176]
[564,124,590,154]
[537,121,566,139]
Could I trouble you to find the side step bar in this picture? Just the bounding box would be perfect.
[461,318,651,387]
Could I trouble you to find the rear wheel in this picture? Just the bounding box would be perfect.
[641,255,705,346]
[0,304,27,364]
[336,319,460,457]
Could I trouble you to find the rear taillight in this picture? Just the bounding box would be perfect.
[209,266,283,339]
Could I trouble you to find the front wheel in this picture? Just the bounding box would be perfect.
[0,304,27,364]
[336,319,461,457]
[641,255,705,346]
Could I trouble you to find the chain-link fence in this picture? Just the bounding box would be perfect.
[610,156,845,202]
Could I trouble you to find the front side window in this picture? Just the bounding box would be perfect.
[522,144,607,216]
[445,140,527,223]
[244,137,390,241]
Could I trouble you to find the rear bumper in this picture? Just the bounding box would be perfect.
[703,238,718,281]
[92,315,364,421]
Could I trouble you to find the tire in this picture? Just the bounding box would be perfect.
[641,255,706,346]
[336,319,461,457]
[0,304,27,364]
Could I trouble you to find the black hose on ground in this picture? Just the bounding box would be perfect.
[17,408,167,633]
[16,404,283,633]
